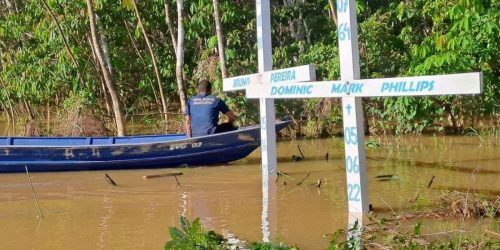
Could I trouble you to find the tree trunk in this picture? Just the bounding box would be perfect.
[175,0,188,115]
[298,1,311,45]
[96,15,113,79]
[23,100,34,121]
[123,20,159,104]
[0,45,3,71]
[211,0,228,78]
[1,102,11,123]
[85,0,126,136]
[88,37,112,116]
[132,0,169,125]
[328,0,338,26]
[164,0,177,52]
[46,102,51,133]
[363,99,370,135]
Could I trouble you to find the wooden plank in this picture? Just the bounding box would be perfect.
[142,172,183,179]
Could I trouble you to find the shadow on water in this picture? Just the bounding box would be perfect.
[433,186,500,196]
[411,160,499,174]
[366,155,500,174]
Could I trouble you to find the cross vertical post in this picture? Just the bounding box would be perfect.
[337,0,369,230]
[245,0,482,244]
[256,0,277,177]
[256,0,277,243]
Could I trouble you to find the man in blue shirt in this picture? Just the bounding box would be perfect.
[184,80,237,137]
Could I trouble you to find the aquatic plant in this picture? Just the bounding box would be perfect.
[165,216,225,250]
[248,242,298,250]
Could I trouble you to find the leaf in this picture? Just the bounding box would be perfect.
[365,140,381,148]
[447,38,456,50]
[225,48,235,61]
[168,227,186,241]
[134,24,141,39]
[413,222,422,236]
[179,216,189,231]
[121,0,134,11]
[208,35,218,50]
[435,35,446,49]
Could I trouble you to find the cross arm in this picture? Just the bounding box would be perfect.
[246,72,483,99]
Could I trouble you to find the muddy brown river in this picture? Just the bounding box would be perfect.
[0,116,499,249]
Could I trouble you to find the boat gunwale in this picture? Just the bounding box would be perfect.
[0,141,257,167]
[0,121,288,149]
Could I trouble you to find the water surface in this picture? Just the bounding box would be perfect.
[0,116,499,249]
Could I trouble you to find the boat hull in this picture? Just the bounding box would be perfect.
[0,121,290,173]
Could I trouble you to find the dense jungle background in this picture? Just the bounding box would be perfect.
[0,0,498,137]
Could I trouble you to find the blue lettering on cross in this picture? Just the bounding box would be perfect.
[270,85,313,96]
[233,77,250,88]
[331,83,364,94]
[270,70,296,84]
[337,0,348,13]
[346,104,352,116]
[380,80,436,93]
[350,83,363,93]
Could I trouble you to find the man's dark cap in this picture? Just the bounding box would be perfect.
[198,79,212,92]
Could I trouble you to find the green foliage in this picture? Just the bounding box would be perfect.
[249,242,298,250]
[327,229,362,250]
[0,0,498,135]
[165,216,224,250]
[372,0,500,134]
[163,217,498,250]
[364,140,381,149]
[327,220,363,250]
[164,216,297,250]
[326,221,497,250]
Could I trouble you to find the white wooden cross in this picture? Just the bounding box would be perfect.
[225,0,483,242]
[243,0,483,235]
[224,0,483,241]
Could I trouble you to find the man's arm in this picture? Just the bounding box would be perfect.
[224,111,237,123]
[184,115,192,137]
[218,99,236,124]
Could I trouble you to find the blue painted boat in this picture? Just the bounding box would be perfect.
[0,121,290,173]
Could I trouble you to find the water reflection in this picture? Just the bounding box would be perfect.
[260,169,277,242]
[96,189,115,250]
[179,192,188,217]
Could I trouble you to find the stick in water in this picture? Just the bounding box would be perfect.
[25,166,43,219]
[297,145,305,159]
[174,175,181,186]
[427,175,436,188]
[142,172,183,179]
[105,173,118,186]
[317,178,322,188]
[297,171,311,186]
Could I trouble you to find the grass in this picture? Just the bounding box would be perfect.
[165,215,499,250]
